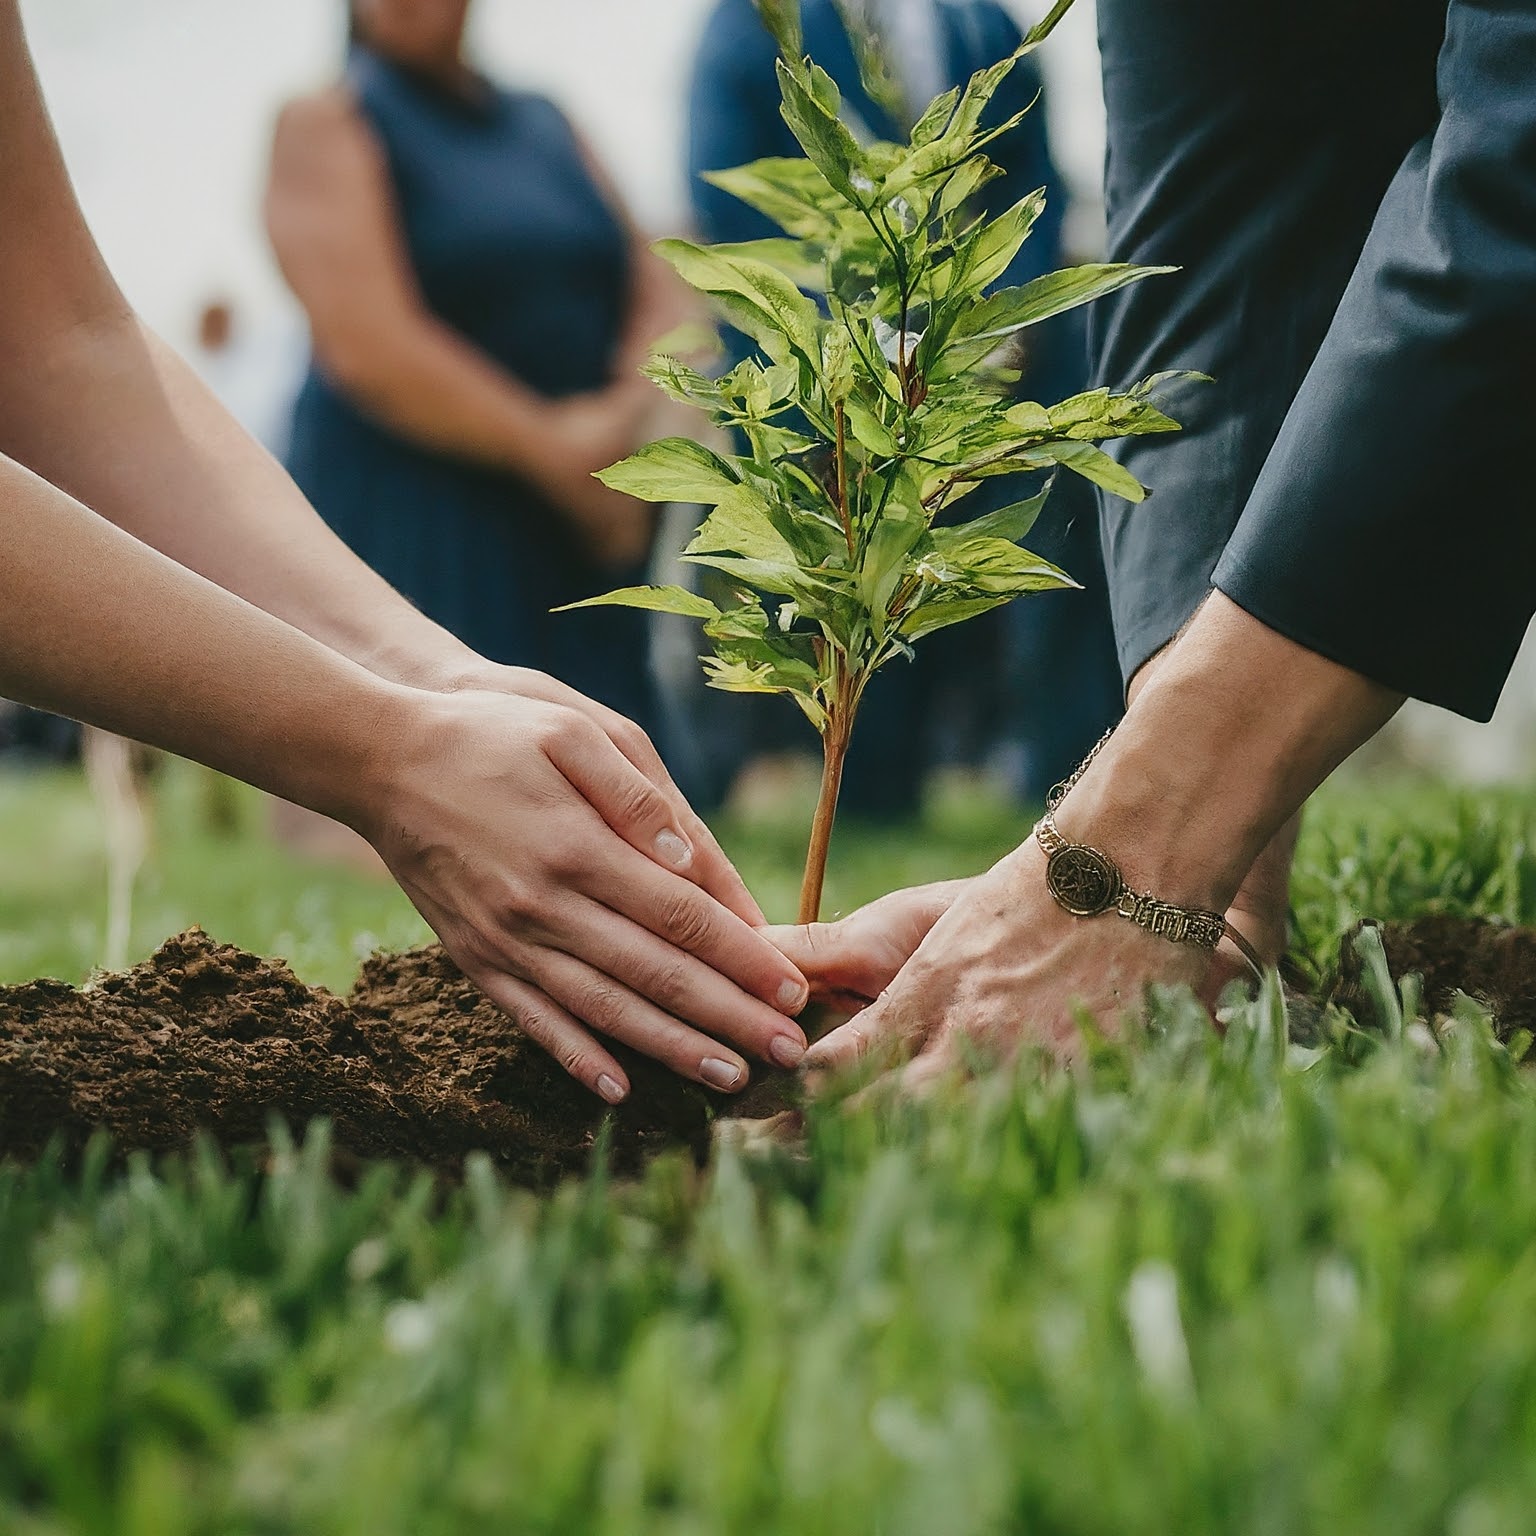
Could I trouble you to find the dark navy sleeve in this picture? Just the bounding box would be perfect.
[1088,0,1450,698]
[1213,0,1536,719]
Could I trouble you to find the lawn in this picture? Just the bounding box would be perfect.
[3,761,1536,1533]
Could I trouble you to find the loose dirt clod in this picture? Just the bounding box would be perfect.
[1330,914,1536,1041]
[0,931,796,1183]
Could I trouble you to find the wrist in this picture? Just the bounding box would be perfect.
[1047,595,1399,917]
[1050,729,1255,916]
[357,634,484,693]
[298,675,430,835]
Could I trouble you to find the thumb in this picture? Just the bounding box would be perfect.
[762,918,889,1003]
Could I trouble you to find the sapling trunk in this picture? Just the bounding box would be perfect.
[798,681,857,924]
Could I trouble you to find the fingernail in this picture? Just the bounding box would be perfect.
[700,1057,744,1091]
[596,1074,628,1105]
[778,978,809,1012]
[769,1034,806,1069]
[655,830,693,869]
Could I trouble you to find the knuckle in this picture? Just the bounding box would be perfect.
[541,832,589,882]
[527,719,566,759]
[528,703,581,756]
[518,1014,593,1084]
[455,933,504,976]
[613,718,651,761]
[498,878,545,926]
[553,1042,595,1082]
[661,893,717,952]
[643,957,692,1010]
[614,774,663,829]
[576,977,627,1029]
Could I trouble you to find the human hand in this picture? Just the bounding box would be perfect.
[352,686,810,1103]
[432,661,769,929]
[801,840,1212,1093]
[763,881,971,1017]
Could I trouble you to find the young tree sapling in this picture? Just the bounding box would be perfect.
[566,0,1193,922]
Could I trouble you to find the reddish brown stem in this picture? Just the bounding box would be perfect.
[798,685,854,925]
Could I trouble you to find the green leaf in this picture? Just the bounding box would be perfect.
[952,264,1179,345]
[705,607,822,689]
[684,552,815,601]
[554,585,722,621]
[685,485,802,564]
[752,0,802,61]
[1029,440,1147,503]
[829,0,907,127]
[656,238,825,370]
[1047,387,1182,441]
[1003,400,1053,437]
[641,355,728,414]
[776,58,867,204]
[909,85,961,149]
[1021,0,1078,49]
[934,154,1002,225]
[859,507,929,618]
[702,158,841,241]
[897,593,1013,642]
[919,536,1075,592]
[843,395,901,458]
[960,189,1048,293]
[940,52,1024,151]
[707,238,824,292]
[932,482,1052,550]
[702,655,828,731]
[595,437,740,505]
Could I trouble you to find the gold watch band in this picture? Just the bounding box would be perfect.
[1035,731,1266,981]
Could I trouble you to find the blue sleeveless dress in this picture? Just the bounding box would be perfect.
[285,48,657,730]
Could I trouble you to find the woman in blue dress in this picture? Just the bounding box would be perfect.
[267,0,681,731]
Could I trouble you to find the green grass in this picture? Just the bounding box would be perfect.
[3,761,1536,1533]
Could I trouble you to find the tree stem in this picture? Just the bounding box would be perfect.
[798,690,853,925]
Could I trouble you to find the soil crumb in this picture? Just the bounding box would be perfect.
[0,931,795,1183]
[1330,914,1536,1042]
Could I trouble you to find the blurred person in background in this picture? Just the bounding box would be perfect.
[0,0,812,1105]
[685,0,1121,818]
[266,0,688,738]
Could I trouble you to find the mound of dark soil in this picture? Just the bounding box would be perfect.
[5,914,1533,1179]
[1330,914,1536,1041]
[0,931,795,1183]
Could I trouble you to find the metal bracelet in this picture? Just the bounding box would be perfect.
[1034,809,1265,982]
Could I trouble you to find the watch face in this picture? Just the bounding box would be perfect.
[1046,843,1121,918]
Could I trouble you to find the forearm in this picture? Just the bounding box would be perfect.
[0,448,403,821]
[316,308,581,484]
[0,314,479,689]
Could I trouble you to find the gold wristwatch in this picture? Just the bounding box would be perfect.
[1033,732,1265,981]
